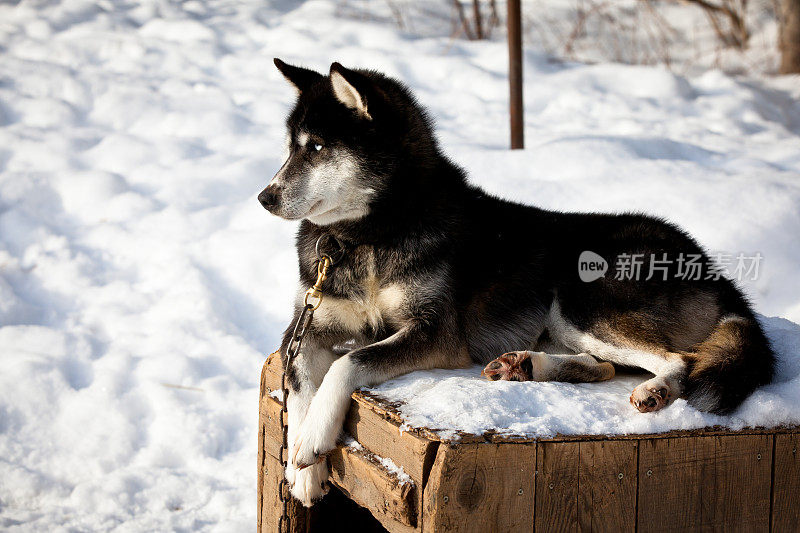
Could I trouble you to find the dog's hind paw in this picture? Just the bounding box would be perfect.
[482,351,534,382]
[289,460,329,507]
[630,379,673,413]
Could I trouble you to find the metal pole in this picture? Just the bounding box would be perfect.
[507,0,524,149]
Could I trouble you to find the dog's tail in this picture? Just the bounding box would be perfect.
[682,314,774,415]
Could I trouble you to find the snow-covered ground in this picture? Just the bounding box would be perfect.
[1,0,799,530]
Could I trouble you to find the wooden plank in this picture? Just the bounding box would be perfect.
[329,445,418,533]
[260,451,282,533]
[535,441,579,532]
[711,434,772,531]
[260,395,285,462]
[260,351,288,467]
[578,440,637,532]
[423,442,535,532]
[534,440,637,532]
[258,361,267,533]
[262,350,284,393]
[488,425,800,444]
[345,400,436,485]
[258,419,266,532]
[637,436,712,532]
[638,435,772,532]
[345,400,438,530]
[352,392,447,443]
[771,433,800,531]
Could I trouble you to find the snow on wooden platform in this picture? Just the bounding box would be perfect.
[366,315,800,441]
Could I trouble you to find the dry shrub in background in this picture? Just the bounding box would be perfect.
[450,0,501,39]
[682,0,749,50]
[533,0,677,68]
[525,0,781,74]
[336,0,796,75]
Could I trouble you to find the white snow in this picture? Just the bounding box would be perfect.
[375,456,413,488]
[269,389,284,402]
[370,315,800,441]
[344,435,364,451]
[1,0,799,530]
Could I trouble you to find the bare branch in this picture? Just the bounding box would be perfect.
[678,0,748,49]
[472,0,484,39]
[452,0,475,40]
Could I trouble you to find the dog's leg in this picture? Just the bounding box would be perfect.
[547,300,688,412]
[278,304,340,508]
[284,337,337,506]
[482,351,615,382]
[559,336,687,413]
[292,325,460,472]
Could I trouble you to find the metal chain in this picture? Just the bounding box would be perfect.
[277,235,342,533]
[278,301,313,533]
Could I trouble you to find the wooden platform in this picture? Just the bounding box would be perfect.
[258,352,800,532]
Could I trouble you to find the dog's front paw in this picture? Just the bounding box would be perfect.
[292,417,339,469]
[289,460,329,507]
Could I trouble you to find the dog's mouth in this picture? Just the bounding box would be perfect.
[271,199,326,221]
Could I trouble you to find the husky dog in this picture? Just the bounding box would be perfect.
[259,59,774,506]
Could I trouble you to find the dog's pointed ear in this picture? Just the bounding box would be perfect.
[274,58,322,93]
[330,62,372,120]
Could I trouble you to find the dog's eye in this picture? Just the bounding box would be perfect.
[313,144,323,152]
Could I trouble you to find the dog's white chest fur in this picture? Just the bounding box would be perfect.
[311,275,406,333]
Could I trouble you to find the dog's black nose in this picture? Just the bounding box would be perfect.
[258,186,280,210]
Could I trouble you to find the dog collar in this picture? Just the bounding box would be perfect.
[315,233,346,265]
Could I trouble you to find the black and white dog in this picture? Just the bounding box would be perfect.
[259,59,774,506]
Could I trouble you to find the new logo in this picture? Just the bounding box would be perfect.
[578,251,608,282]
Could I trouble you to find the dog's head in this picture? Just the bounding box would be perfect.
[259,59,433,226]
